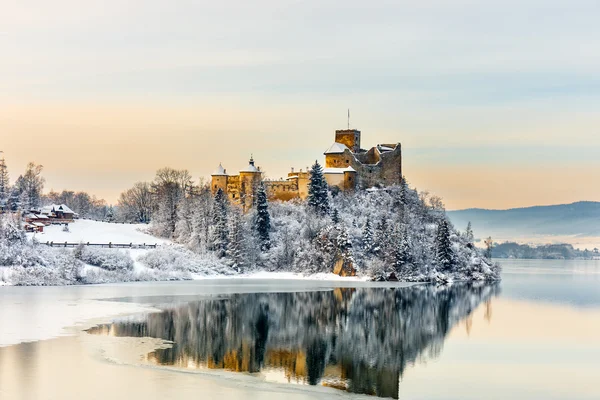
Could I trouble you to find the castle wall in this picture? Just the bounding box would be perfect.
[211,175,227,194]
[325,153,353,168]
[355,147,380,165]
[325,144,402,189]
[296,176,309,199]
[265,180,300,202]
[324,173,345,188]
[352,145,402,188]
[343,171,357,191]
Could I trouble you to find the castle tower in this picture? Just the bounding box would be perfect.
[211,163,228,194]
[239,155,262,211]
[335,129,361,153]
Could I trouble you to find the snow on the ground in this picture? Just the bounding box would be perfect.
[26,219,170,245]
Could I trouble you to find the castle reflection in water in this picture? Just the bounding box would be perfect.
[88,283,499,398]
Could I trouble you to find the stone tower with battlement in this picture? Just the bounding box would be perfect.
[324,128,401,189]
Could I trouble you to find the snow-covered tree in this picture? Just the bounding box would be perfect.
[105,206,115,222]
[150,168,193,237]
[307,161,329,216]
[17,162,45,210]
[335,225,354,267]
[436,219,454,272]
[0,155,9,209]
[374,216,390,257]
[393,227,412,275]
[118,182,153,224]
[227,209,247,272]
[0,213,25,245]
[254,182,271,250]
[209,188,229,257]
[331,208,340,224]
[465,221,474,244]
[362,217,375,255]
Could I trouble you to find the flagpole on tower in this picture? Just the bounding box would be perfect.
[347,109,350,129]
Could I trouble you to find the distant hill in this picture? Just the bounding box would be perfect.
[447,201,600,239]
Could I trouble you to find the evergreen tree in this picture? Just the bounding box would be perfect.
[0,155,9,209]
[394,227,412,275]
[465,221,474,244]
[18,162,45,210]
[8,181,21,211]
[336,225,352,256]
[307,160,329,215]
[374,216,389,256]
[106,206,115,222]
[210,188,229,257]
[362,217,375,255]
[436,219,454,272]
[227,209,246,272]
[331,208,340,224]
[254,182,271,250]
[335,225,354,272]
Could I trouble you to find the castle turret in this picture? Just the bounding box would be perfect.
[239,155,262,211]
[335,129,361,153]
[211,163,228,194]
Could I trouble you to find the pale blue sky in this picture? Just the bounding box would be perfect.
[1,0,599,208]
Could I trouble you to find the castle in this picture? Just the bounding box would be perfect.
[211,128,402,209]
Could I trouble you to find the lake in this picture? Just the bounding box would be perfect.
[0,259,599,400]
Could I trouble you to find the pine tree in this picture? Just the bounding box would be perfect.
[362,217,375,255]
[8,182,21,211]
[465,221,474,244]
[374,216,389,256]
[436,219,454,272]
[394,227,412,275]
[18,162,45,210]
[336,226,352,255]
[331,208,340,224]
[210,188,229,257]
[254,182,271,250]
[0,155,9,209]
[335,225,354,266]
[307,160,329,215]
[227,209,246,272]
[106,206,115,222]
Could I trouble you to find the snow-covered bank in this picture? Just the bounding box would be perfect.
[3,180,502,287]
[197,270,370,281]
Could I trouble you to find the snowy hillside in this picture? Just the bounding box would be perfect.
[27,220,171,245]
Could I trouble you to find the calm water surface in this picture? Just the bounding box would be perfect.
[1,259,600,400]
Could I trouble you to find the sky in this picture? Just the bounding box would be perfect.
[1,0,599,210]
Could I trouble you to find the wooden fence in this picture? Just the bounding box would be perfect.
[43,242,158,249]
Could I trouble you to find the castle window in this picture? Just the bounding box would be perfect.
[232,194,236,199]
[346,159,349,164]
[214,185,217,189]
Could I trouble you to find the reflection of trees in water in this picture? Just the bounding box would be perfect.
[89,283,499,398]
